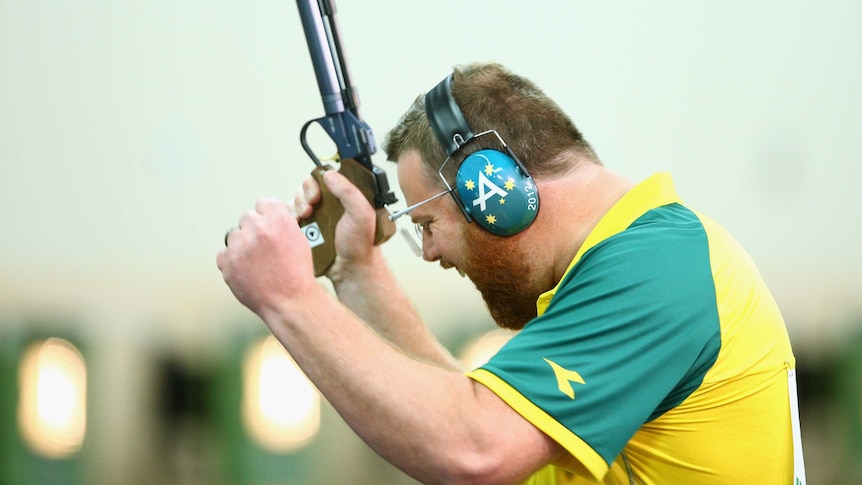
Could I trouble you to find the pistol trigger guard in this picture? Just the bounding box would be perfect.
[300,118,324,167]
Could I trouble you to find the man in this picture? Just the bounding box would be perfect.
[218,62,805,484]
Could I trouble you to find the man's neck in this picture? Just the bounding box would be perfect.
[531,163,636,286]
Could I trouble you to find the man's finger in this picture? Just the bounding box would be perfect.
[323,170,373,219]
[255,197,286,215]
[224,226,238,247]
[303,176,321,205]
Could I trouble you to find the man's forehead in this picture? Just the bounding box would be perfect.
[397,152,438,199]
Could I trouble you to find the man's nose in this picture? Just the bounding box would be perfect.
[422,235,440,262]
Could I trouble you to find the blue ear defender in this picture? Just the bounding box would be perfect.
[424,74,540,236]
[454,148,539,236]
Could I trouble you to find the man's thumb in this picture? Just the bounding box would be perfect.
[323,170,372,216]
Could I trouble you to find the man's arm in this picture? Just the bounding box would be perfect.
[267,279,560,484]
[293,173,461,370]
[220,171,563,484]
[333,250,464,370]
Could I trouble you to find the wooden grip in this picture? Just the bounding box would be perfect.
[299,158,396,276]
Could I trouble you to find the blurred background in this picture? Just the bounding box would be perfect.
[1,0,860,483]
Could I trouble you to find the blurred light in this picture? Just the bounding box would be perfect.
[17,338,87,459]
[242,336,320,453]
[460,329,516,370]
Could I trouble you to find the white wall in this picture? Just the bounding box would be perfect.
[2,0,861,341]
[3,0,860,347]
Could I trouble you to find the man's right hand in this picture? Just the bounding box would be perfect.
[291,170,379,279]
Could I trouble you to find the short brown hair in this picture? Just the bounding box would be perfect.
[383,62,598,181]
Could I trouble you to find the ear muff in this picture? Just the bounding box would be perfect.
[455,149,539,236]
[424,74,539,236]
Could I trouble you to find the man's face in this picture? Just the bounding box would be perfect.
[397,151,539,330]
[397,151,468,270]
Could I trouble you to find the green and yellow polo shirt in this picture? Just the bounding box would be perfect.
[467,173,803,484]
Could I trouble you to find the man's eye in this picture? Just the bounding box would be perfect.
[413,222,433,242]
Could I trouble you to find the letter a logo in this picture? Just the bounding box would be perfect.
[473,171,508,212]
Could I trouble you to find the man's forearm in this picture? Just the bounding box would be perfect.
[329,248,462,370]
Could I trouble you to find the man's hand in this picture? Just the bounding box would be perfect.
[291,170,379,278]
[217,198,317,320]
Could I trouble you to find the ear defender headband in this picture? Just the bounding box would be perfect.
[424,74,539,236]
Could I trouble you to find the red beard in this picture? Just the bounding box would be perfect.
[461,226,544,330]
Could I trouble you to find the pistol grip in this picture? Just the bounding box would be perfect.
[299,159,396,277]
